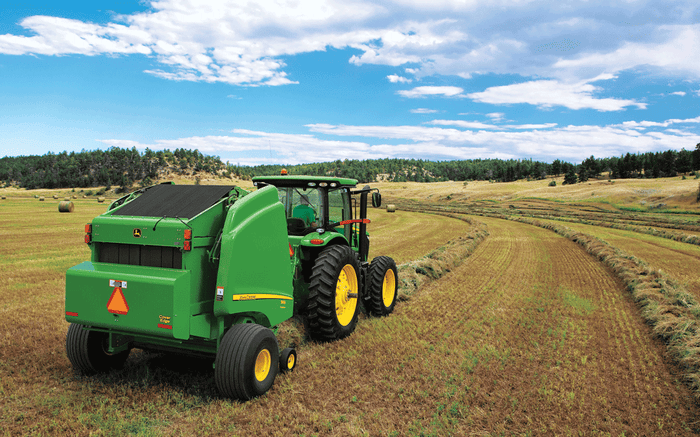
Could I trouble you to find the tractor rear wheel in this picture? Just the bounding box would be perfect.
[365,256,398,316]
[66,323,130,374]
[215,324,279,401]
[308,245,361,341]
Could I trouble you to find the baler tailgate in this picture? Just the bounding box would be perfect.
[66,261,191,339]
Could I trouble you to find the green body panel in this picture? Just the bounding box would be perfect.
[298,231,348,248]
[66,261,191,339]
[213,185,293,327]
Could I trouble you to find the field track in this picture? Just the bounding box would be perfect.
[162,216,699,435]
[1,196,699,435]
[537,219,700,300]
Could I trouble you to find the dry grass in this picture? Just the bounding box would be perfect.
[0,191,487,436]
[366,208,475,264]
[375,175,700,211]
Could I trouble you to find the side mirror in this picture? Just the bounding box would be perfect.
[371,192,382,208]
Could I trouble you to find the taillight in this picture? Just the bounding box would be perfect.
[184,228,192,251]
[84,223,92,245]
[310,239,324,245]
[289,243,295,257]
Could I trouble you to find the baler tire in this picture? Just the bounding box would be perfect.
[307,245,361,341]
[365,256,398,317]
[279,347,297,373]
[65,323,130,374]
[215,324,279,401]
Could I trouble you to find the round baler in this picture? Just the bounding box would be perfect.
[65,175,397,400]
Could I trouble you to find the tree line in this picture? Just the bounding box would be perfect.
[0,147,224,190]
[1,144,699,189]
[229,144,700,184]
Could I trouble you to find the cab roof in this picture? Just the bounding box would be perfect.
[252,175,358,188]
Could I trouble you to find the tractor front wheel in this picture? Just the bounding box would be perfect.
[365,256,398,316]
[66,323,130,374]
[215,324,279,401]
[308,245,361,341]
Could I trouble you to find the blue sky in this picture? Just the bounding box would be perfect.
[1,0,699,165]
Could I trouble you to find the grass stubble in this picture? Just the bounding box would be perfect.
[0,195,484,436]
[3,183,700,435]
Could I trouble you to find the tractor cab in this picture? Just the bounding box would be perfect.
[252,174,380,263]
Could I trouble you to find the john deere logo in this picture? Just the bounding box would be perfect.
[133,229,142,238]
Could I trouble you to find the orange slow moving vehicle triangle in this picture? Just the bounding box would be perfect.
[107,287,129,315]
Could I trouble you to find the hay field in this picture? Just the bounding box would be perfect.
[3,176,700,436]
[0,192,474,436]
[375,175,700,211]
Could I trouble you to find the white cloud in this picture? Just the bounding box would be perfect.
[467,79,647,111]
[553,24,700,81]
[0,0,698,88]
[0,16,151,56]
[307,122,699,161]
[398,85,465,98]
[387,74,413,83]
[503,123,558,130]
[670,91,686,96]
[618,116,700,129]
[428,119,498,129]
[102,119,700,165]
[486,112,505,121]
[410,108,438,113]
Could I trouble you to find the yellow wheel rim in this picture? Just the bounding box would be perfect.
[335,264,358,326]
[255,349,271,382]
[287,353,295,370]
[382,269,396,308]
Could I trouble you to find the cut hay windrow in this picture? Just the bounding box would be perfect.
[395,199,700,398]
[395,213,488,300]
[506,215,700,396]
[396,199,700,249]
[397,202,700,399]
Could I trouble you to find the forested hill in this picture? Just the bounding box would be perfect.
[1,145,700,190]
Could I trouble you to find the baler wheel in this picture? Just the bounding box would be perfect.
[65,323,130,374]
[365,256,398,316]
[279,347,297,373]
[215,324,279,401]
[307,245,360,341]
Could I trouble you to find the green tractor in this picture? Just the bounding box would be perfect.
[64,173,398,400]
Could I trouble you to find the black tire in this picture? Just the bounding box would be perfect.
[365,256,398,317]
[279,347,297,373]
[65,323,130,374]
[307,245,361,341]
[215,324,279,401]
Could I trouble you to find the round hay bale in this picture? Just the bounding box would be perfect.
[39,196,45,201]
[1,195,6,200]
[386,204,396,213]
[52,194,58,199]
[64,197,71,201]
[58,201,75,213]
[72,195,77,199]
[97,197,106,203]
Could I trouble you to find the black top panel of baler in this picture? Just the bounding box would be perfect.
[112,184,235,219]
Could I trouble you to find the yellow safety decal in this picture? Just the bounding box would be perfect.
[232,294,291,301]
